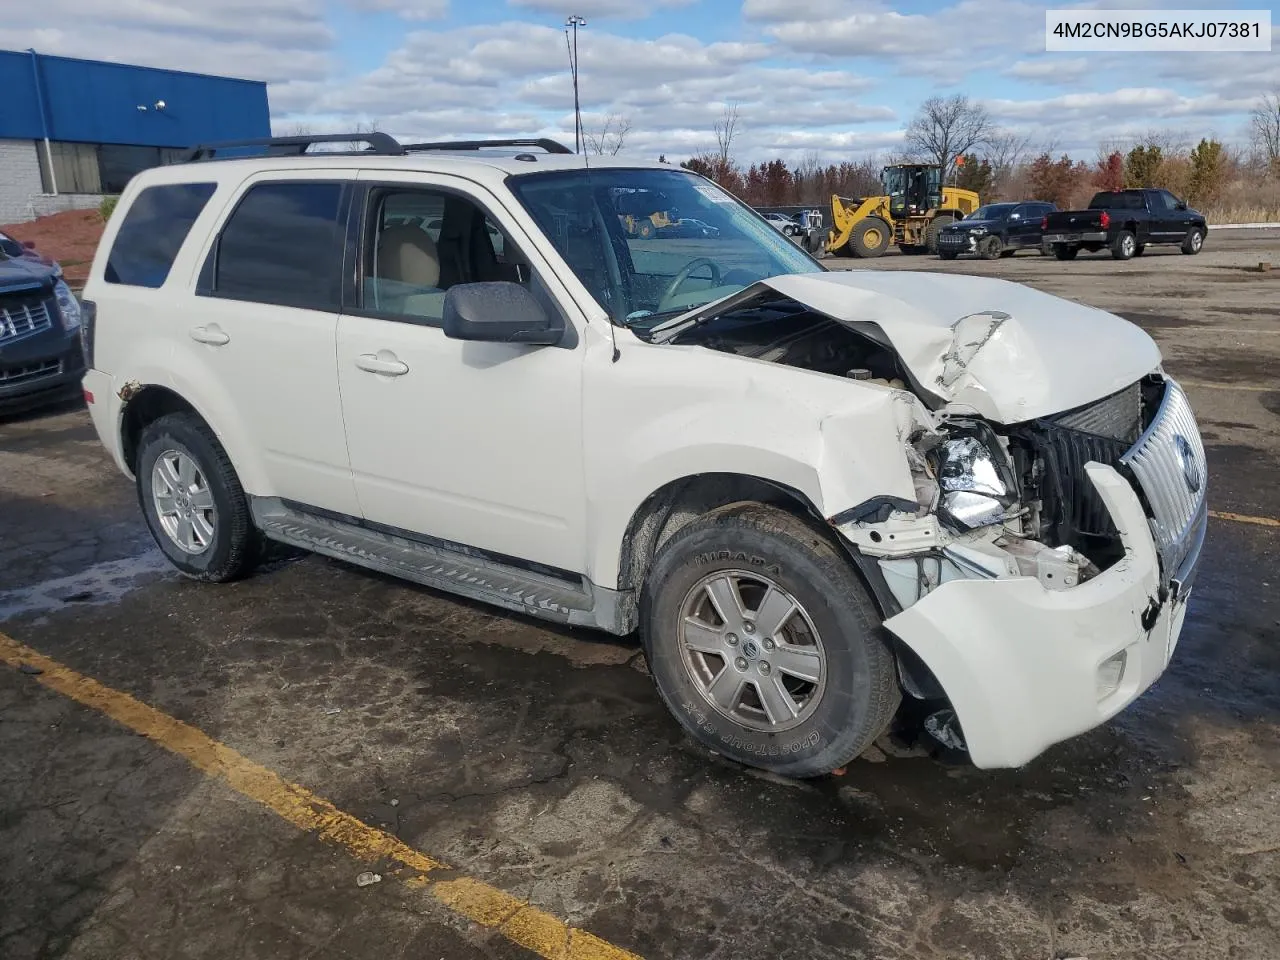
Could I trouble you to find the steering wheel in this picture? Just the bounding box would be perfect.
[658,258,722,311]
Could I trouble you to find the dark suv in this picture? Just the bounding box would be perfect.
[937,201,1058,260]
[0,237,85,415]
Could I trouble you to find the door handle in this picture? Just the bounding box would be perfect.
[190,325,229,346]
[355,353,409,376]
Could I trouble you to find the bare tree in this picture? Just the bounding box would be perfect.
[905,94,992,177]
[715,102,741,167]
[584,114,632,156]
[984,129,1032,197]
[1252,90,1280,172]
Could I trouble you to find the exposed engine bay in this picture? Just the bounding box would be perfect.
[669,299,911,388]
[667,295,1167,618]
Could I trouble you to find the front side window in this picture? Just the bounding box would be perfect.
[105,182,217,288]
[213,181,345,310]
[509,168,819,329]
[361,188,528,325]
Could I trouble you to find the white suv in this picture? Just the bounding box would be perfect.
[81,133,1207,777]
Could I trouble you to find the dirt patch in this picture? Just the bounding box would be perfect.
[0,210,105,284]
[1165,346,1280,385]
[1260,392,1280,419]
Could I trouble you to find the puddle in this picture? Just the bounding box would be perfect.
[0,550,173,621]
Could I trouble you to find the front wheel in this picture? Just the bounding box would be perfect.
[850,218,890,258]
[641,504,900,778]
[136,413,261,582]
[979,236,1003,260]
[1181,227,1205,255]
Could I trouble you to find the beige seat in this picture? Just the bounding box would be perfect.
[376,225,441,287]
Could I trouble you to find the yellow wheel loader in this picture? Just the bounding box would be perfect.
[827,163,979,258]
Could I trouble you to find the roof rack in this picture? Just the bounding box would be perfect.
[182,132,406,162]
[401,138,573,155]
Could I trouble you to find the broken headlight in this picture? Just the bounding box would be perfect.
[935,433,1018,530]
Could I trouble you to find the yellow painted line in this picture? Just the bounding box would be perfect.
[1179,380,1276,393]
[1211,510,1280,528]
[0,631,640,960]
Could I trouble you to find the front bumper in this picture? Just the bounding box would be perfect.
[0,326,85,413]
[884,462,1203,768]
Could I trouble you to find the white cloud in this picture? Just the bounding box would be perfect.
[508,0,697,19]
[346,0,449,20]
[1003,58,1091,84]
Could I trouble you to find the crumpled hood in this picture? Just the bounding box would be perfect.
[722,271,1161,423]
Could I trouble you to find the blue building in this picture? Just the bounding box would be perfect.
[0,50,270,222]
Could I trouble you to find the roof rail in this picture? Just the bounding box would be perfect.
[182,132,406,162]
[401,138,574,155]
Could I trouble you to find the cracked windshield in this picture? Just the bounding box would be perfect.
[511,168,819,329]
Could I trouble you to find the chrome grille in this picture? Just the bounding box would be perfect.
[1120,379,1207,580]
[0,358,62,385]
[0,294,55,345]
[1056,382,1142,443]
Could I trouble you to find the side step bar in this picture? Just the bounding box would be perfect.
[250,498,634,634]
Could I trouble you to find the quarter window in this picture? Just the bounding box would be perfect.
[213,181,346,310]
[105,182,217,288]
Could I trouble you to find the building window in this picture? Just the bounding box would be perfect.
[38,142,101,194]
[35,141,187,196]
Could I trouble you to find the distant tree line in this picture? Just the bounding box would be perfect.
[675,91,1280,221]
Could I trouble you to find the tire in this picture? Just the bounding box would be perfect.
[1134,244,1146,257]
[1181,227,1205,255]
[640,503,900,778]
[979,236,1003,260]
[136,412,261,582]
[850,218,890,258]
[938,251,959,261]
[1054,243,1079,261]
[999,248,1016,259]
[925,215,954,254]
[1111,229,1136,260]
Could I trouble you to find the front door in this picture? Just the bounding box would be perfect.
[335,175,588,573]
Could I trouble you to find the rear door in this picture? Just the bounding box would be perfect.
[184,173,360,515]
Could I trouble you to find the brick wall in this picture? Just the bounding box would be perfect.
[0,139,100,224]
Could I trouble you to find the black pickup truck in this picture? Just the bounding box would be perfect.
[1042,189,1207,261]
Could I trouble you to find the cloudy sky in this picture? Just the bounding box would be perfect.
[3,0,1277,163]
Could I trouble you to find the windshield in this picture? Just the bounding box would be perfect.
[967,204,1016,221]
[509,168,820,329]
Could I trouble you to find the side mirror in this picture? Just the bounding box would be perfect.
[443,282,562,345]
[22,240,36,250]
[1176,200,1188,210]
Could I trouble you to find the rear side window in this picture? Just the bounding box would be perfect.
[105,183,216,288]
[212,182,346,310]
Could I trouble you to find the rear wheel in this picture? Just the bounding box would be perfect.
[136,413,261,582]
[1054,243,1079,260]
[925,215,954,254]
[979,236,1003,260]
[641,504,900,778]
[1111,229,1136,260]
[851,218,890,258]
[1181,227,1205,255]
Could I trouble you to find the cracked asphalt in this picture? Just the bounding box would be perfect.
[3,230,1279,960]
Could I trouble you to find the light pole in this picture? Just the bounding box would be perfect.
[565,15,586,154]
